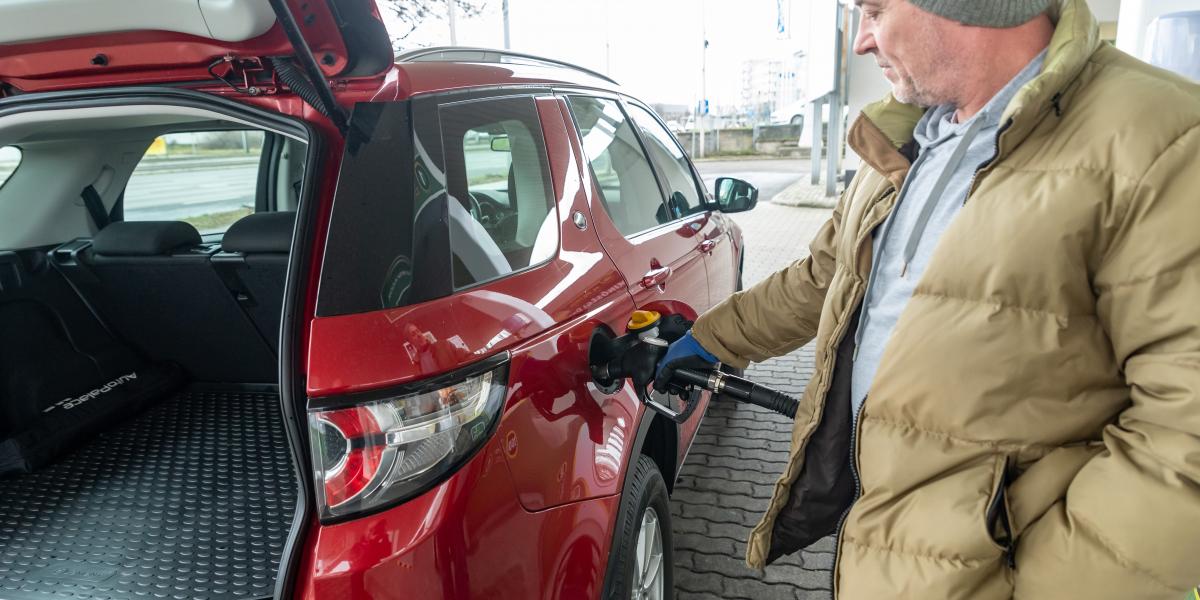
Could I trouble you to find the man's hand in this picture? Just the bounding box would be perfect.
[653,331,718,394]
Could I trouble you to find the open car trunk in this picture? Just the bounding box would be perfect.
[0,97,311,600]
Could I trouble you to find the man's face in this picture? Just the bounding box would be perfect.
[853,0,960,106]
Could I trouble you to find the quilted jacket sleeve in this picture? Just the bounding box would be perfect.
[690,180,851,370]
[1014,125,1200,598]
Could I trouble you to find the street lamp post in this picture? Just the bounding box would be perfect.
[503,0,510,49]
[447,0,458,45]
[699,0,707,159]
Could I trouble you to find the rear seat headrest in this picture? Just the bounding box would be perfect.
[222,212,296,254]
[92,221,202,256]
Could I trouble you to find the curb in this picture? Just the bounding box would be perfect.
[769,179,838,209]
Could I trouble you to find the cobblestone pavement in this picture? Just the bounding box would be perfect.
[671,198,836,600]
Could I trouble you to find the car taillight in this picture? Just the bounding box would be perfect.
[308,356,509,520]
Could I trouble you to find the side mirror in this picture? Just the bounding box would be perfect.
[490,136,511,152]
[714,177,758,213]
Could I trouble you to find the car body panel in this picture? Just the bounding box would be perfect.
[306,94,630,398]
[293,431,619,600]
[0,0,388,93]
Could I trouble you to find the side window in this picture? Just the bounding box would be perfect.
[123,130,265,234]
[627,104,706,220]
[439,96,557,289]
[566,96,668,237]
[0,146,19,188]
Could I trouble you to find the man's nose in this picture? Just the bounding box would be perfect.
[853,20,875,56]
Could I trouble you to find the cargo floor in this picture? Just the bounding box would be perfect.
[0,388,297,600]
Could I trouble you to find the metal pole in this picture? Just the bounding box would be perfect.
[502,0,510,49]
[825,3,846,197]
[810,95,823,185]
[604,0,611,73]
[699,0,707,158]
[448,0,458,46]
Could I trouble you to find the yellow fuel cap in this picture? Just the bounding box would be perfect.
[627,310,661,333]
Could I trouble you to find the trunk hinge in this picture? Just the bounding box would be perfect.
[207,56,278,96]
[266,0,350,136]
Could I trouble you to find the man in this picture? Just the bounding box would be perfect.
[655,0,1200,597]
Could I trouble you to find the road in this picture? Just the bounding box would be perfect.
[123,164,258,221]
[693,158,808,202]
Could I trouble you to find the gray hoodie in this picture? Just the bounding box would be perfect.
[850,49,1048,421]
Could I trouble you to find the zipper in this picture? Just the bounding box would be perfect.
[830,396,868,595]
[827,184,902,594]
[963,117,1014,204]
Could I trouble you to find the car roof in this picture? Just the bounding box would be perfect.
[391,48,623,99]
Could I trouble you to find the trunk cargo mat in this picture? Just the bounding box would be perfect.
[0,388,297,600]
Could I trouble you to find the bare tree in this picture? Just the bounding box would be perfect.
[382,0,490,51]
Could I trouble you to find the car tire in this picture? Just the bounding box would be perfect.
[602,454,674,600]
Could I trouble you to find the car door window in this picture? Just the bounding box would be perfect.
[440,96,557,289]
[626,104,706,220]
[566,96,668,237]
[0,146,19,189]
[122,130,265,234]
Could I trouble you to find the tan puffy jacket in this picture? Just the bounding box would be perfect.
[691,0,1200,597]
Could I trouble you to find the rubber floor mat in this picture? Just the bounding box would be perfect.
[0,388,297,600]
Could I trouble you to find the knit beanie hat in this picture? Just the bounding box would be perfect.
[908,0,1050,28]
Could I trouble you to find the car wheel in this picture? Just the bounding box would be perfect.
[602,454,673,600]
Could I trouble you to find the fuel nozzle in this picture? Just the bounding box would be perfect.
[589,310,668,391]
[589,310,801,422]
[589,310,704,423]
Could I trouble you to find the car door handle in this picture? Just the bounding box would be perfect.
[640,265,673,289]
[699,238,720,253]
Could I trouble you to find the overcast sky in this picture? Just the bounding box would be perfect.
[384,0,808,108]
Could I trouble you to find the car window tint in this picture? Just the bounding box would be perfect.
[440,96,557,289]
[0,146,19,189]
[567,96,668,237]
[123,131,264,234]
[627,104,705,220]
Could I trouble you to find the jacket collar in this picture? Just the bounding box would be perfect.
[848,0,1102,182]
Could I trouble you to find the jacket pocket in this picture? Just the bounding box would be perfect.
[984,454,1017,568]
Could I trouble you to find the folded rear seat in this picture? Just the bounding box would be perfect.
[53,221,277,383]
[213,212,295,353]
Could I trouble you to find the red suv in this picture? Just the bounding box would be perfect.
[0,3,757,599]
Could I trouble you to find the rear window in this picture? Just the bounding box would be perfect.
[317,93,558,317]
[0,146,19,188]
[123,131,264,234]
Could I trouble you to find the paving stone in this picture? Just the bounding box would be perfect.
[802,551,834,570]
[670,202,835,598]
[675,569,726,594]
[724,576,801,600]
[675,532,736,555]
[675,592,725,600]
[797,590,834,600]
[808,536,836,553]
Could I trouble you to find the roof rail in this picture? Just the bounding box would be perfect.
[395,46,618,85]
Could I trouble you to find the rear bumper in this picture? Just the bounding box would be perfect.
[293,434,620,599]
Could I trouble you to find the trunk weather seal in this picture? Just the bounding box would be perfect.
[273,116,325,600]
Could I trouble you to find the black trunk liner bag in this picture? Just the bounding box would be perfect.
[0,299,182,475]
